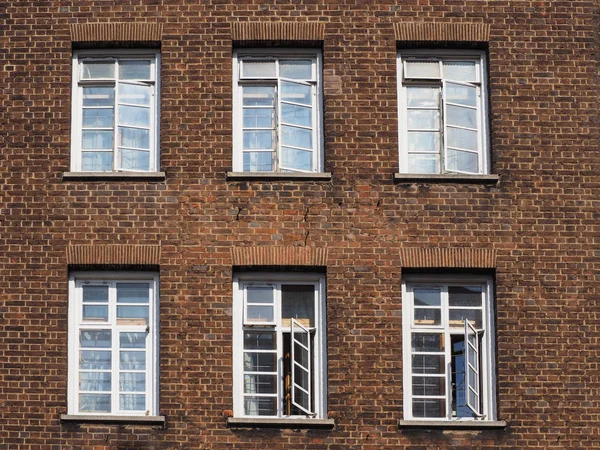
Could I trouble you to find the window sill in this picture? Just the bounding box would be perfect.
[226,417,335,429]
[398,419,507,430]
[393,173,499,185]
[62,172,166,181]
[227,172,333,181]
[60,414,165,425]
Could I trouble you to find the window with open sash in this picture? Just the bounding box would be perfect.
[233,275,326,419]
[67,273,159,416]
[232,50,323,173]
[397,51,489,175]
[71,51,159,172]
[402,276,496,421]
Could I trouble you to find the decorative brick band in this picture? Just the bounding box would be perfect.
[399,248,496,268]
[231,22,325,42]
[394,23,490,42]
[67,245,161,266]
[232,247,328,267]
[70,23,163,43]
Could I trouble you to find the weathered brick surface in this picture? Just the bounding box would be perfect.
[1,1,599,448]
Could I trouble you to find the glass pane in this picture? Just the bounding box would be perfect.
[407,154,439,174]
[119,60,152,80]
[83,285,108,303]
[405,60,440,78]
[243,151,273,172]
[414,289,441,307]
[444,61,477,82]
[117,283,150,303]
[120,149,150,171]
[414,308,441,326]
[242,86,275,106]
[243,60,276,78]
[119,127,150,149]
[82,305,108,322]
[282,125,312,149]
[246,305,274,323]
[82,87,114,107]
[293,387,310,411]
[411,333,444,352]
[412,355,444,374]
[244,331,276,350]
[407,110,439,130]
[243,107,274,128]
[247,287,274,304]
[294,365,310,389]
[446,83,477,108]
[117,306,149,324]
[281,285,314,326]
[468,346,477,367]
[79,394,111,412]
[82,130,113,149]
[281,147,312,172]
[118,105,150,128]
[468,389,478,411]
[120,373,146,392]
[413,398,445,418]
[81,60,114,79]
[407,131,440,153]
[244,352,277,372]
[119,394,145,411]
[280,60,312,79]
[80,350,111,370]
[80,330,111,348]
[447,127,478,151]
[82,109,114,128]
[446,105,477,129]
[118,83,151,106]
[446,149,478,174]
[120,332,146,349]
[244,397,277,416]
[120,351,146,370]
[243,130,273,149]
[468,367,478,390]
[407,86,439,108]
[449,286,482,307]
[81,152,113,172]
[80,372,111,391]
[281,104,312,127]
[412,376,445,396]
[281,81,311,106]
[244,374,277,394]
[449,309,482,329]
[294,342,309,368]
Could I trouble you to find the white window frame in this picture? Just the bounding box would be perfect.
[397,50,490,175]
[232,272,327,419]
[232,49,324,173]
[401,274,496,421]
[70,49,161,172]
[67,272,159,416]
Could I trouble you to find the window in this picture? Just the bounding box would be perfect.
[232,273,326,419]
[397,50,489,175]
[67,273,159,416]
[402,275,496,421]
[70,50,160,172]
[232,50,323,173]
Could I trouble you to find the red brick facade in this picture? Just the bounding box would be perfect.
[1,1,599,448]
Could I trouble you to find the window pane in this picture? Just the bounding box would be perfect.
[449,309,482,329]
[407,153,439,174]
[118,105,150,128]
[243,130,273,149]
[244,331,276,350]
[414,308,441,326]
[117,305,149,324]
[281,285,314,326]
[446,83,477,108]
[244,397,277,416]
[117,283,150,303]
[82,130,113,149]
[118,83,151,106]
[443,61,477,82]
[244,352,277,372]
[281,104,312,127]
[120,332,146,349]
[80,394,111,412]
[411,333,443,352]
[243,108,274,128]
[243,152,273,172]
[242,86,275,106]
[407,110,439,130]
[281,147,312,172]
[82,305,108,322]
[293,387,310,411]
[405,60,440,78]
[120,373,146,392]
[120,351,146,370]
[447,127,478,151]
[413,398,445,418]
[446,105,477,129]
[81,60,114,79]
[119,394,146,411]
[81,152,113,172]
[246,305,274,323]
[294,342,309,368]
[407,132,440,153]
[282,125,312,149]
[446,149,478,174]
[80,330,111,348]
[412,355,444,374]
[80,350,111,370]
[247,287,274,304]
[412,376,445,396]
[80,372,111,391]
[119,60,152,80]
[244,374,277,394]
[82,109,114,128]
[243,60,276,78]
[407,87,439,108]
[119,127,150,149]
[82,87,114,107]
[449,286,482,307]
[281,81,311,106]
[83,285,108,303]
[280,60,312,79]
[120,149,150,171]
[294,365,310,390]
[414,289,441,307]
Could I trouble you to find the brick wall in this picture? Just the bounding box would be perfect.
[1,1,599,448]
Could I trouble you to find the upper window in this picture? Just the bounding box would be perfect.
[67,272,159,416]
[402,275,496,421]
[232,273,326,419]
[70,50,160,172]
[397,50,489,175]
[232,50,323,173]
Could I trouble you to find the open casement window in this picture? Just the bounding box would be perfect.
[71,51,160,172]
[233,51,323,173]
[233,274,326,419]
[402,276,496,421]
[397,51,489,175]
[67,273,159,416]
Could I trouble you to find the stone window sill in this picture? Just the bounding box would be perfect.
[398,419,507,430]
[393,173,499,185]
[60,414,166,426]
[227,172,332,181]
[62,172,166,181]
[226,417,335,429]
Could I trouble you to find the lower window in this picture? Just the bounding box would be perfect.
[402,275,496,421]
[67,272,159,416]
[233,273,326,419]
